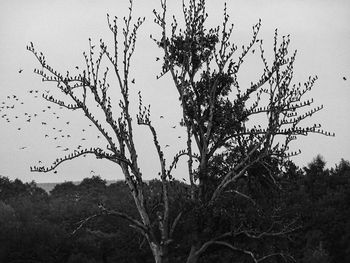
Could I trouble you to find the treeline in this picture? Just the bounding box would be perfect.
[0,156,349,263]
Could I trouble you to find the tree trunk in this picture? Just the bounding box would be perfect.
[150,242,169,263]
[186,245,200,263]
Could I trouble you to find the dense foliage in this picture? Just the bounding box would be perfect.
[0,157,349,262]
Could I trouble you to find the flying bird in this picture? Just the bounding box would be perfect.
[343,77,347,81]
[19,69,23,73]
[160,115,164,118]
[131,78,135,84]
[171,125,176,128]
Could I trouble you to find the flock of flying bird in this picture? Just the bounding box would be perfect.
[0,72,107,171]
[0,89,99,146]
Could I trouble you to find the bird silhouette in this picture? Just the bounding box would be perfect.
[171,125,176,128]
[19,69,23,73]
[160,115,164,118]
[343,77,347,81]
[131,78,135,84]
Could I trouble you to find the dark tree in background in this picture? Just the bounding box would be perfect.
[26,0,333,262]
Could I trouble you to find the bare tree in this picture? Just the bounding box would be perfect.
[27,0,333,262]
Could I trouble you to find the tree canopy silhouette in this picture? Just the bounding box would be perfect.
[27,0,333,262]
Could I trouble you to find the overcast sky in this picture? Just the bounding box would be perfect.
[0,0,349,183]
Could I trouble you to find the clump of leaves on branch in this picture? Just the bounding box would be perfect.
[27,0,333,262]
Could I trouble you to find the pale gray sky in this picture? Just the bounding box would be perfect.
[0,0,349,183]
